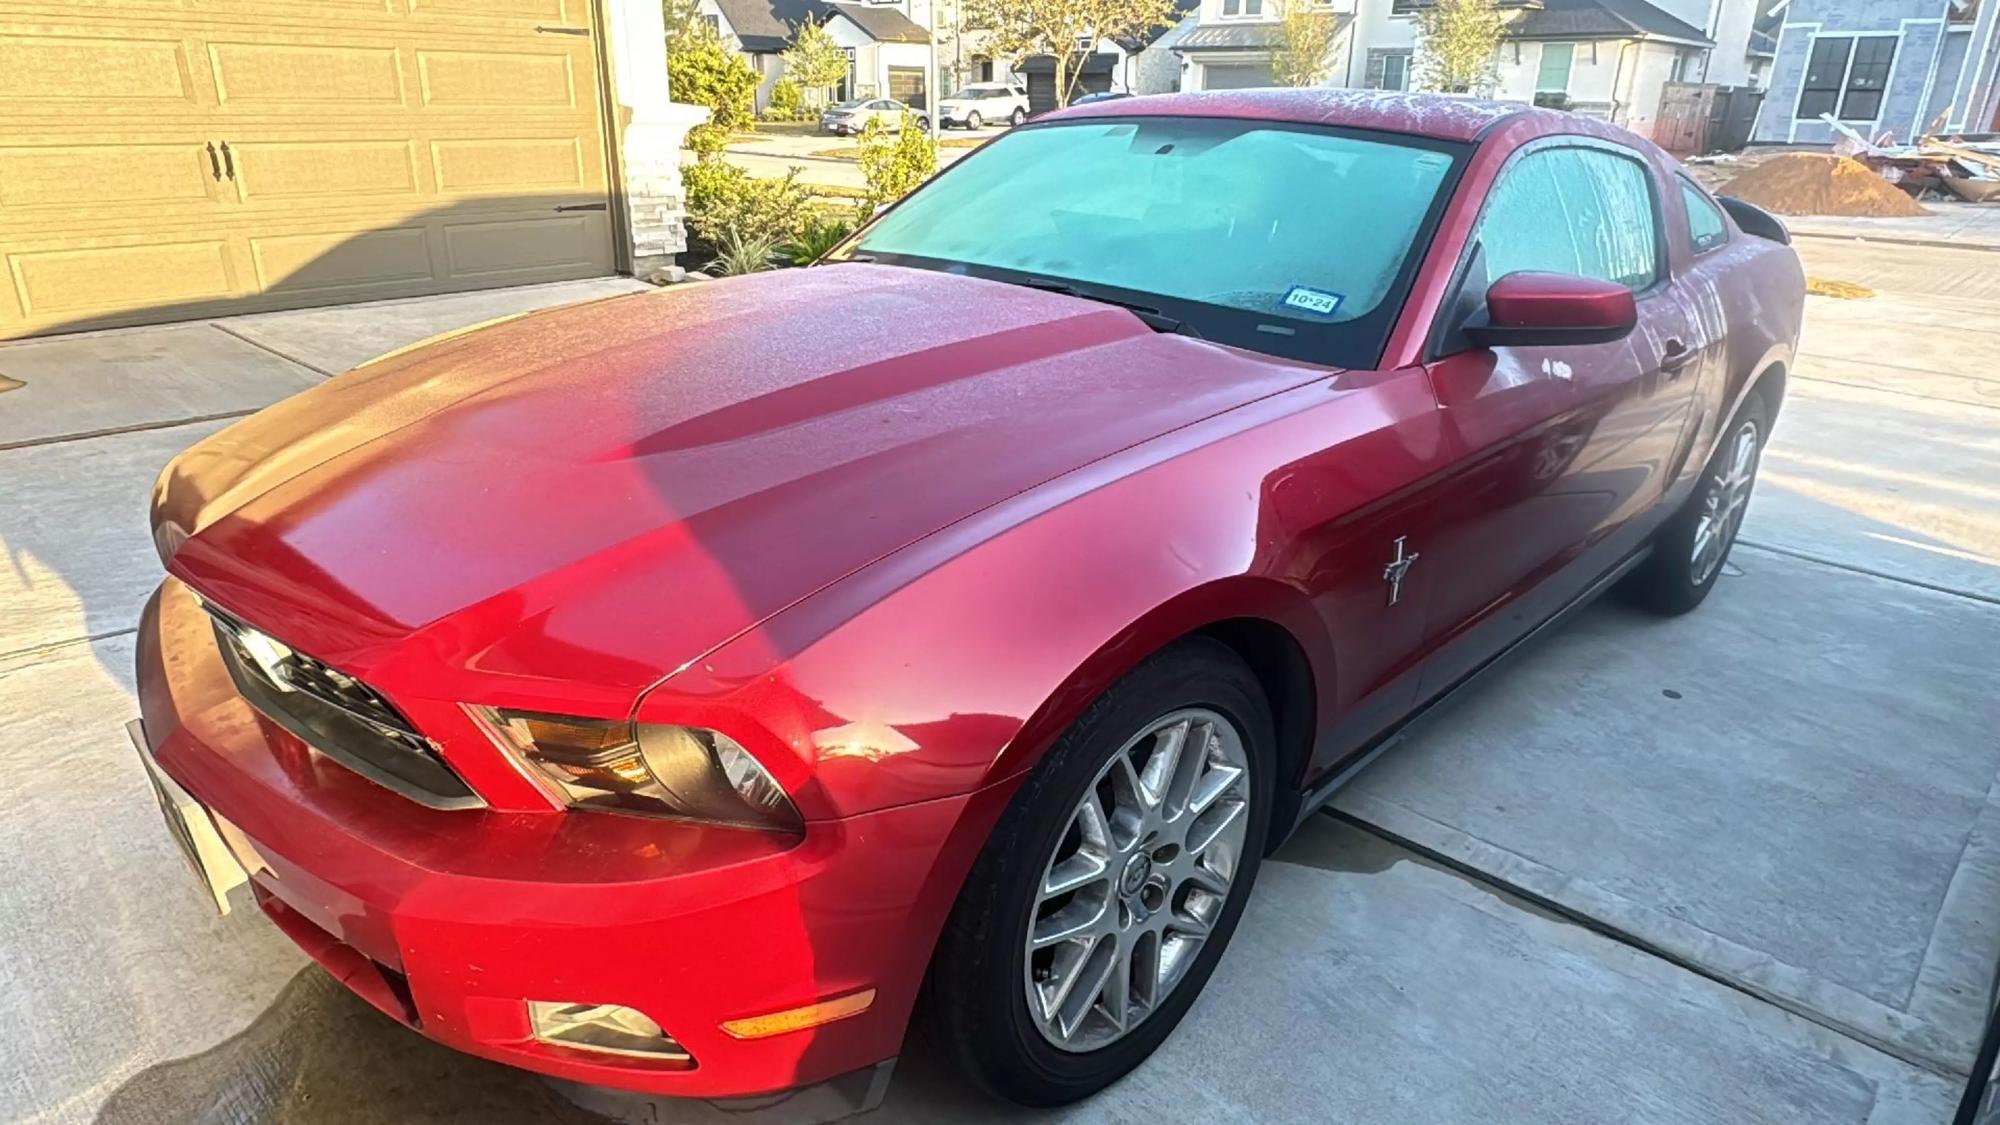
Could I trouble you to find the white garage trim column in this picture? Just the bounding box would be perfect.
[604,0,710,273]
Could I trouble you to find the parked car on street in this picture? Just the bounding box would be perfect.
[937,81,1031,129]
[821,96,927,136]
[132,90,1803,1112]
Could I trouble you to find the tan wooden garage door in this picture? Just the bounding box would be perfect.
[0,0,616,339]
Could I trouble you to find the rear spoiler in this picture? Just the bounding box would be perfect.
[1717,196,1791,245]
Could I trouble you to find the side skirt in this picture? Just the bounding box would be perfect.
[1285,544,1653,836]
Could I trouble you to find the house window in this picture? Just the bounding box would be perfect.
[1365,49,1412,90]
[702,13,719,33]
[1536,43,1574,94]
[1220,0,1265,17]
[1796,35,1897,121]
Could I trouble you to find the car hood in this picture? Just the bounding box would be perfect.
[158,264,1330,697]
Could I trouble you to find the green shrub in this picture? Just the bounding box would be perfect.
[668,34,758,156]
[782,211,856,265]
[706,226,784,275]
[765,78,807,121]
[682,160,811,246]
[857,114,937,210]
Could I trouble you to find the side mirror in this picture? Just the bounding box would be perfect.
[1465,271,1637,348]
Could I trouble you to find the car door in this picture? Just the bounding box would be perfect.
[1413,137,1697,694]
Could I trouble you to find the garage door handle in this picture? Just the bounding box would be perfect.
[220,141,236,181]
[535,25,591,35]
[554,202,607,212]
[207,142,222,182]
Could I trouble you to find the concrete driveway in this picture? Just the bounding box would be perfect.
[0,238,1994,1124]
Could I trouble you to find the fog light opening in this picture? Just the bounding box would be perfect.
[719,988,877,1040]
[527,1001,694,1063]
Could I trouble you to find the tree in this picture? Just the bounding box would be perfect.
[667,32,760,155]
[1413,0,1503,94]
[782,21,851,109]
[963,0,1177,108]
[663,0,710,55]
[857,114,938,209]
[1270,0,1342,87]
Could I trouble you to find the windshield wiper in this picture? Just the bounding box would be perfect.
[1018,277,1200,337]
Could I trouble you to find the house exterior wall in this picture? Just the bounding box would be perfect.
[1489,39,1627,115]
[1707,0,1760,84]
[1749,0,1992,143]
[610,0,706,269]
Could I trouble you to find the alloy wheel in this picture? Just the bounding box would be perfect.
[1023,708,1252,1053]
[1691,417,1761,585]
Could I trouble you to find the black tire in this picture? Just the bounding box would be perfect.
[926,638,1275,1106]
[1011,107,1028,126]
[1622,391,1770,615]
[967,110,984,129]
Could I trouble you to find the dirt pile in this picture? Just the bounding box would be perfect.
[1719,153,1930,217]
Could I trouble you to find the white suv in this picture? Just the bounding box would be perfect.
[937,82,1030,130]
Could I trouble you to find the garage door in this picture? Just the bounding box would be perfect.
[887,66,926,110]
[1203,63,1275,90]
[0,0,616,339]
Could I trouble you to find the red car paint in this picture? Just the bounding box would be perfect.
[136,91,1804,1098]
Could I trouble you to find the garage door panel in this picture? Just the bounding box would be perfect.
[252,225,432,294]
[0,3,614,338]
[0,32,194,102]
[406,0,579,20]
[443,214,610,279]
[8,239,239,319]
[431,137,586,194]
[416,48,577,109]
[0,142,215,208]
[229,139,419,203]
[208,41,406,106]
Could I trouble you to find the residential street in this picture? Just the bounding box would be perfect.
[1,231,1994,1124]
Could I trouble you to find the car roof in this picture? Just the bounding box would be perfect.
[1036,89,1555,144]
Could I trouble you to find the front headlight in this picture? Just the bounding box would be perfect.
[467,707,802,833]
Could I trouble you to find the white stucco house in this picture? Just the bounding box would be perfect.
[1171,0,1764,143]
[700,0,934,110]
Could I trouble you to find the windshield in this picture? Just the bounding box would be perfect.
[832,98,869,109]
[956,85,1012,97]
[835,117,1464,367]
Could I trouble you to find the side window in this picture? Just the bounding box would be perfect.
[1679,178,1728,254]
[1474,145,1661,291]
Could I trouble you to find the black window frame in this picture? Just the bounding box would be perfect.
[1796,34,1898,122]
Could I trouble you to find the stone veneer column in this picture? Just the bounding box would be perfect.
[603,0,710,274]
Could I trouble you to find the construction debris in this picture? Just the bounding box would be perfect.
[1719,153,1930,217]
[1809,113,2000,205]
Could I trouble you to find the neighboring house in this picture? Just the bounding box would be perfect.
[1172,0,1732,142]
[1120,2,1207,92]
[1750,0,2000,142]
[702,0,933,111]
[0,0,699,339]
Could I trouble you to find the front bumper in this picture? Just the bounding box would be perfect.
[134,576,1006,1098]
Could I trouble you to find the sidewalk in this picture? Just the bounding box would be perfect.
[1786,200,2000,250]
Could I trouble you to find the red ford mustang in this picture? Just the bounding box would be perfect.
[131,90,1804,1109]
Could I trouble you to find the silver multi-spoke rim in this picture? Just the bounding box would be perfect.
[1024,707,1252,1053]
[1691,418,1761,586]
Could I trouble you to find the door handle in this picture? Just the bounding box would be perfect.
[220,141,236,181]
[206,142,222,181]
[1660,340,1696,376]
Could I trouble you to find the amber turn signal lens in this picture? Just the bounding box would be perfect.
[718,988,877,1040]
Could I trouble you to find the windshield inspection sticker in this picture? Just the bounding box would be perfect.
[1283,286,1344,317]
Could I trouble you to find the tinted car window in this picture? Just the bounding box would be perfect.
[1476,146,1660,290]
[1680,178,1728,254]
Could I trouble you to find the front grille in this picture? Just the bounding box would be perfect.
[206,606,483,810]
